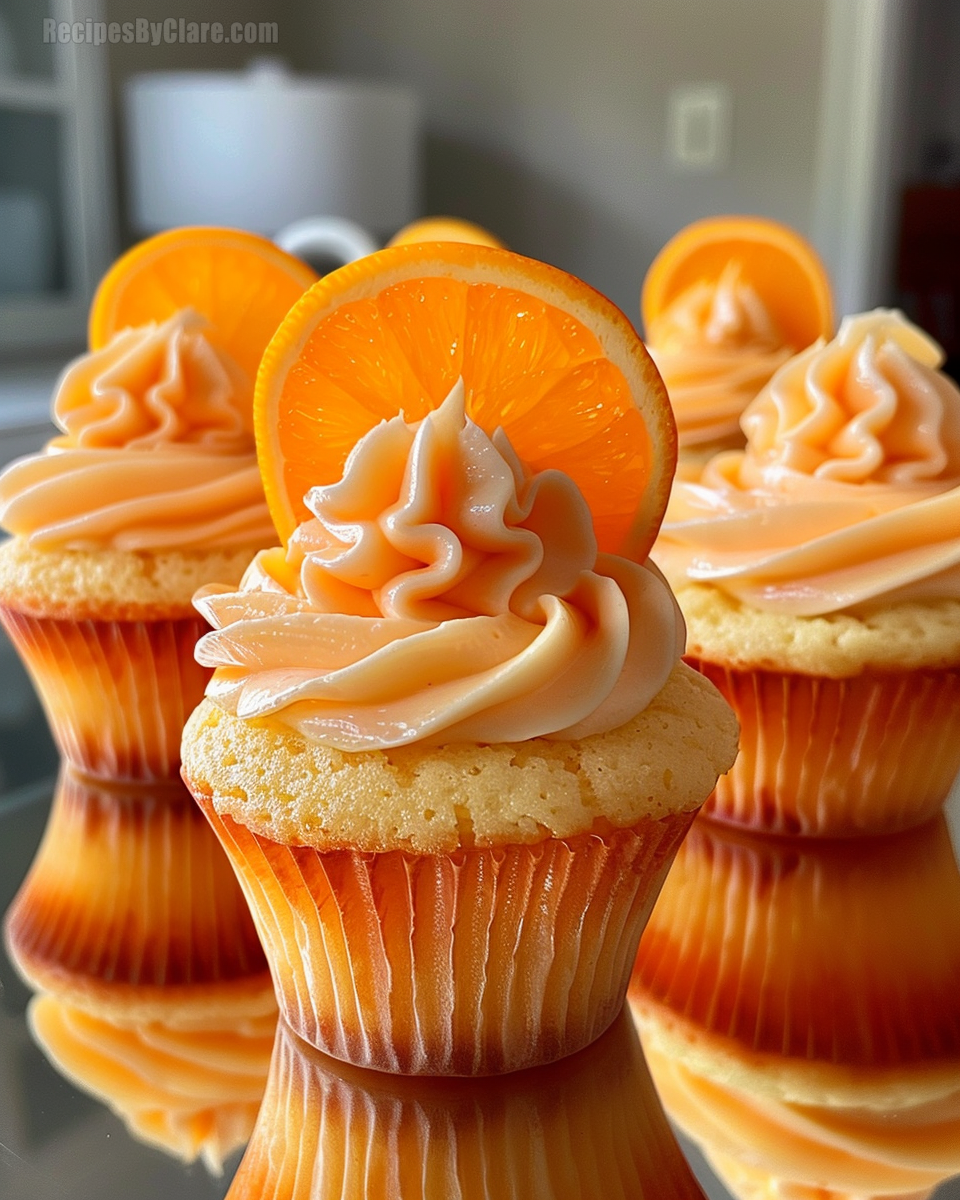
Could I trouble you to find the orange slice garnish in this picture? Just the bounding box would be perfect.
[255,243,675,560]
[388,216,506,249]
[641,215,834,351]
[89,227,319,385]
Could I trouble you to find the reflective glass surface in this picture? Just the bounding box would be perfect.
[1,707,959,1199]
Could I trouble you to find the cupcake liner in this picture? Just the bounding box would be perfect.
[0,605,211,780]
[687,656,960,836]
[4,767,271,1018]
[193,791,694,1076]
[630,816,960,1089]
[228,1010,704,1199]
[28,992,276,1174]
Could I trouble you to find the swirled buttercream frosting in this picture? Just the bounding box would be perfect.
[0,311,275,551]
[647,262,794,448]
[655,310,960,614]
[194,380,685,750]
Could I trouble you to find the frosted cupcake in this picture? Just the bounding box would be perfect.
[630,816,960,1199]
[0,228,315,780]
[0,314,273,778]
[642,215,833,478]
[183,243,737,1076]
[655,309,960,836]
[183,384,737,1075]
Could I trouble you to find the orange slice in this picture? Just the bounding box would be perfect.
[255,243,675,560]
[641,215,834,351]
[89,227,319,385]
[388,216,506,249]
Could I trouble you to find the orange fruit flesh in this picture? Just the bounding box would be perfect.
[641,215,834,352]
[262,266,664,558]
[88,227,318,385]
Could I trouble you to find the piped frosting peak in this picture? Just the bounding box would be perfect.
[195,381,685,749]
[647,262,793,449]
[656,310,960,614]
[0,311,274,552]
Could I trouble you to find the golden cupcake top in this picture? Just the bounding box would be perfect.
[656,310,960,615]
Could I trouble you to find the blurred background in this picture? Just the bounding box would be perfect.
[1,0,957,368]
[2,0,954,776]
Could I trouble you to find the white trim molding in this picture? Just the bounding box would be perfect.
[812,0,915,317]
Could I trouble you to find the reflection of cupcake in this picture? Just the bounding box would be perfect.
[642,216,833,478]
[28,992,276,1174]
[0,229,315,780]
[4,766,271,1016]
[182,244,739,1076]
[230,1010,705,1199]
[630,817,960,1200]
[641,1036,960,1200]
[655,310,960,836]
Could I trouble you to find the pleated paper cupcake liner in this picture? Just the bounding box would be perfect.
[193,790,694,1076]
[687,657,960,836]
[227,1010,704,1200]
[0,605,211,781]
[28,991,277,1174]
[629,816,960,1090]
[4,767,271,1018]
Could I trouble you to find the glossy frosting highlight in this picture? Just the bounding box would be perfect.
[195,380,684,750]
[647,262,793,448]
[0,311,275,551]
[655,310,960,614]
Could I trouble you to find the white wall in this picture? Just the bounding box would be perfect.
[283,0,828,323]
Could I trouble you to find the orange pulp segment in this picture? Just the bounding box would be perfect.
[388,216,507,249]
[255,242,675,560]
[641,215,834,352]
[88,226,319,386]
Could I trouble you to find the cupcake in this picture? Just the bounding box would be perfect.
[28,991,276,1175]
[642,215,833,478]
[0,227,316,780]
[181,242,739,1076]
[229,1010,704,1199]
[654,309,960,836]
[629,815,960,1199]
[4,765,272,1016]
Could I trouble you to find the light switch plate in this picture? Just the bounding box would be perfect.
[667,83,732,171]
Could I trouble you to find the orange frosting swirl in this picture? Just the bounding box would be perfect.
[647,262,794,448]
[194,381,685,750]
[0,311,275,551]
[655,310,960,614]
